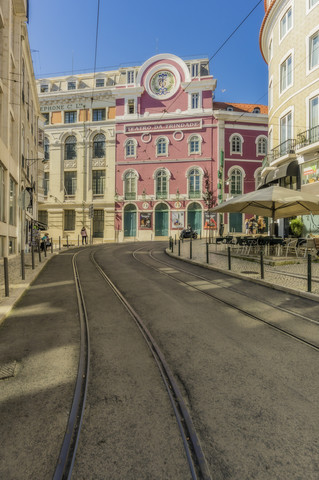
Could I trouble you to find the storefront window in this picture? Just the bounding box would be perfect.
[301,160,319,185]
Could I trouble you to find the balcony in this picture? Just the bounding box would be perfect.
[272,139,296,161]
[156,192,167,200]
[124,192,136,201]
[296,126,319,154]
[189,191,201,199]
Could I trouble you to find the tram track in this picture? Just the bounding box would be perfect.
[131,246,319,352]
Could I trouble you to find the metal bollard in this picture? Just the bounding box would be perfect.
[44,241,47,258]
[38,240,42,263]
[206,242,209,264]
[59,236,61,250]
[78,235,80,247]
[51,238,53,254]
[21,250,25,280]
[178,239,181,256]
[260,250,264,279]
[31,244,35,270]
[190,237,192,259]
[171,238,174,253]
[4,257,9,297]
[307,253,312,293]
[174,234,176,245]
[228,246,231,270]
[67,235,69,248]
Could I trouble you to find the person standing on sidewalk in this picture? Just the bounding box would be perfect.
[81,226,88,245]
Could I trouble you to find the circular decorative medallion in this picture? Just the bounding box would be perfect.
[174,201,182,209]
[173,130,184,141]
[141,133,152,143]
[150,70,176,98]
[142,202,149,209]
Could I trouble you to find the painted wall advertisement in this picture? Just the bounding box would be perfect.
[204,212,217,229]
[172,211,185,229]
[140,212,152,228]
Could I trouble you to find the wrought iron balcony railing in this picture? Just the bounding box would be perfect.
[272,139,296,160]
[297,125,319,149]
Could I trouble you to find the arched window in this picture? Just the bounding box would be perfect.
[124,170,137,200]
[230,168,243,195]
[156,169,168,198]
[230,134,243,154]
[44,137,50,161]
[93,133,106,158]
[64,135,77,160]
[156,137,168,156]
[189,135,201,154]
[188,168,201,198]
[257,136,267,156]
[125,139,136,158]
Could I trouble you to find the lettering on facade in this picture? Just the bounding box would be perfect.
[40,103,87,112]
[125,120,202,134]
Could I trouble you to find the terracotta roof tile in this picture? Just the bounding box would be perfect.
[213,101,268,114]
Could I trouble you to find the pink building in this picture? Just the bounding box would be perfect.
[114,54,268,240]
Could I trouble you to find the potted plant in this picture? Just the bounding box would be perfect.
[290,217,304,237]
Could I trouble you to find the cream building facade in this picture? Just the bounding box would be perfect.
[260,0,319,235]
[36,73,118,244]
[0,0,43,257]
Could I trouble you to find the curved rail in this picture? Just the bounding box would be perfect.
[90,250,212,480]
[132,247,319,352]
[53,252,90,480]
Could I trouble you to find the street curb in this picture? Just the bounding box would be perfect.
[165,248,319,303]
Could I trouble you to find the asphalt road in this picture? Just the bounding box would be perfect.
[1,242,319,479]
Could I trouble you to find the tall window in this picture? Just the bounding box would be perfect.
[268,80,273,109]
[43,113,49,125]
[64,210,76,230]
[44,137,50,160]
[156,170,168,199]
[255,169,262,189]
[191,93,199,109]
[156,137,168,156]
[9,177,16,226]
[125,139,136,157]
[93,108,106,121]
[257,137,267,155]
[310,31,319,70]
[310,0,318,8]
[64,171,77,195]
[310,96,319,143]
[0,163,5,222]
[93,133,105,158]
[188,169,201,198]
[230,169,243,195]
[43,172,49,196]
[38,210,48,227]
[92,170,105,195]
[65,111,77,123]
[280,7,292,40]
[124,171,137,200]
[280,111,293,155]
[280,55,292,93]
[189,135,200,154]
[231,135,242,154]
[64,136,77,160]
[127,71,134,84]
[127,99,135,114]
[191,63,199,77]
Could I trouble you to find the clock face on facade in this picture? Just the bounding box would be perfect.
[149,70,176,99]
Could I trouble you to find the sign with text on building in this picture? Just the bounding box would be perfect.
[124,119,202,134]
[40,103,87,112]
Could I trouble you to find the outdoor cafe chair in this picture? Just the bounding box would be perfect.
[284,238,299,257]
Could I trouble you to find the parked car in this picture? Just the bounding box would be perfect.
[180,228,198,239]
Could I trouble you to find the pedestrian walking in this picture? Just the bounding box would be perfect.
[81,226,88,245]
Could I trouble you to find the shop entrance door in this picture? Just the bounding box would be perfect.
[124,204,137,237]
[229,212,243,233]
[155,203,168,236]
[187,202,202,233]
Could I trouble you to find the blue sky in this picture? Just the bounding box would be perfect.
[27,0,268,105]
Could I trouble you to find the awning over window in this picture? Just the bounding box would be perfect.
[257,175,268,190]
[32,219,47,230]
[266,160,299,184]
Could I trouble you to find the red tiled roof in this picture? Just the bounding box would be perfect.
[213,102,268,114]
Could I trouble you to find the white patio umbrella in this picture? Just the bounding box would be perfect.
[210,185,319,224]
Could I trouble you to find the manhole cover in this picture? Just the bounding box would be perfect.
[241,271,259,275]
[0,361,17,380]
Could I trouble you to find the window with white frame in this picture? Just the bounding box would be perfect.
[189,135,201,154]
[268,79,273,109]
[280,7,292,40]
[43,172,49,196]
[280,54,292,93]
[127,70,135,84]
[40,84,48,93]
[188,168,201,198]
[309,0,318,8]
[125,139,136,157]
[280,111,293,155]
[310,95,319,143]
[92,170,105,195]
[93,108,106,121]
[191,93,199,109]
[156,137,168,156]
[230,168,243,195]
[65,111,77,124]
[257,136,268,156]
[230,134,243,154]
[64,136,77,160]
[44,137,50,160]
[310,31,319,70]
[127,99,135,114]
[268,39,273,61]
[64,171,77,196]
[255,169,262,189]
[93,133,106,158]
[67,81,76,90]
[156,169,168,199]
[191,63,199,77]
[9,177,16,225]
[96,78,105,88]
[124,171,137,200]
